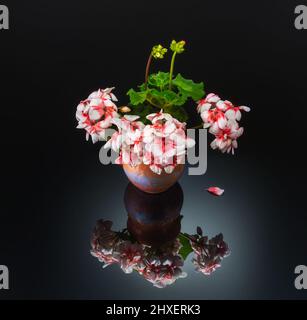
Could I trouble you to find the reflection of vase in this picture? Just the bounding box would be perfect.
[122,163,185,194]
[124,182,183,247]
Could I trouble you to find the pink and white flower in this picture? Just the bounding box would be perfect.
[76,88,119,143]
[197,93,250,154]
[197,93,221,113]
[103,110,195,175]
[201,108,227,129]
[143,110,195,174]
[104,115,145,165]
[210,119,243,154]
[217,100,251,121]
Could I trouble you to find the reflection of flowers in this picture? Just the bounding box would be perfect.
[91,219,186,288]
[91,220,229,287]
[139,255,187,288]
[90,219,119,268]
[188,227,229,275]
[115,241,144,274]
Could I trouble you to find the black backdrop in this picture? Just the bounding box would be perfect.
[1,0,307,299]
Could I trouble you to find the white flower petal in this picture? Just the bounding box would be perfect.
[216,100,227,111]
[210,139,217,150]
[225,109,236,120]
[110,93,118,101]
[240,106,251,112]
[91,133,99,144]
[124,115,140,122]
[203,122,211,129]
[217,116,227,129]
[206,93,220,103]
[89,109,102,121]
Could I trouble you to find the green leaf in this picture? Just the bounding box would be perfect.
[148,72,170,89]
[147,89,166,107]
[127,89,147,106]
[178,233,193,260]
[160,90,178,103]
[147,88,187,108]
[171,93,188,106]
[138,83,147,91]
[172,74,205,101]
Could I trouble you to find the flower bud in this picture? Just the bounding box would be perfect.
[151,44,168,59]
[170,40,186,54]
[120,106,131,113]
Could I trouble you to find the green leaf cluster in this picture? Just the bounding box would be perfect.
[127,72,204,122]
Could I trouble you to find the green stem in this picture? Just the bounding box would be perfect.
[145,53,153,89]
[145,95,162,109]
[169,51,177,90]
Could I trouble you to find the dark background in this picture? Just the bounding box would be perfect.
[1,0,307,299]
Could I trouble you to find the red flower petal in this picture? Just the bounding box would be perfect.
[207,187,224,196]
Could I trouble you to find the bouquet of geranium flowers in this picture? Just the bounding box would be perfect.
[76,40,250,176]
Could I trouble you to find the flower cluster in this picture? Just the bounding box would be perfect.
[91,219,186,288]
[104,110,195,174]
[197,93,250,154]
[91,220,230,287]
[189,228,229,275]
[76,41,251,167]
[76,88,119,143]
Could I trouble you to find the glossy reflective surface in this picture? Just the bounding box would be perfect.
[91,183,229,288]
[1,153,307,299]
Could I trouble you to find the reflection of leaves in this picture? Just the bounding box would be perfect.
[178,233,193,260]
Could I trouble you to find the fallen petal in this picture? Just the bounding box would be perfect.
[207,187,224,196]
